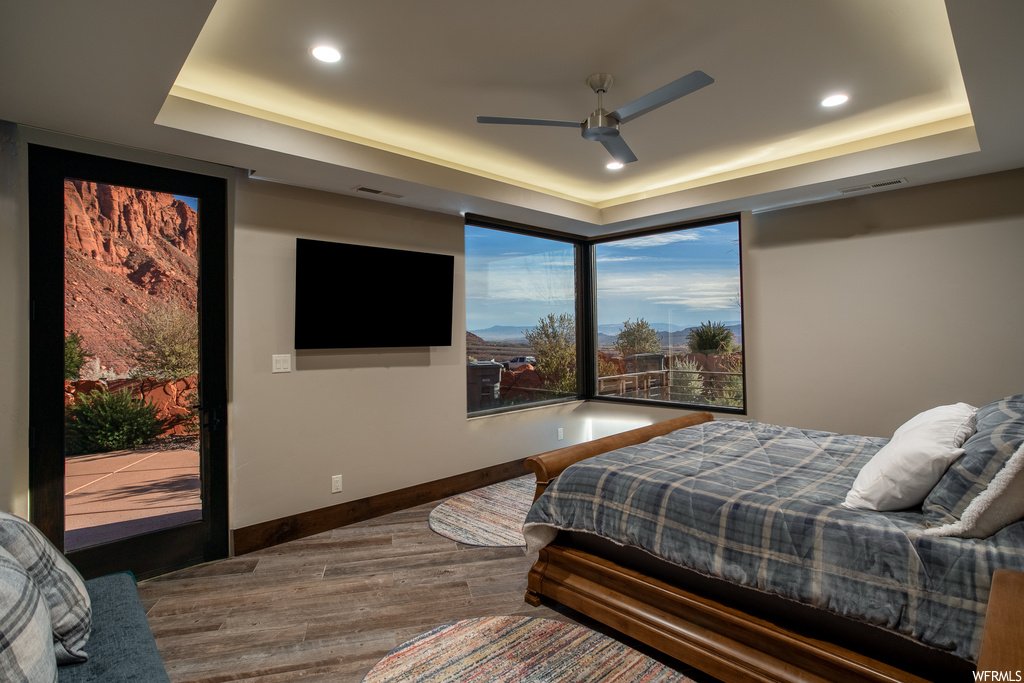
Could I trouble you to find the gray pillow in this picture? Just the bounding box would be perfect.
[0,512,91,664]
[0,546,58,682]
[922,394,1024,522]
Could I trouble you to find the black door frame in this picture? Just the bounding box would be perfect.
[28,144,229,579]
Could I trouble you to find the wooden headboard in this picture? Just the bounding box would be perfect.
[523,411,714,501]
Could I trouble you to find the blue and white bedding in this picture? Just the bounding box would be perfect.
[523,412,1024,661]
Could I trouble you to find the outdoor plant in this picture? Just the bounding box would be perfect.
[615,318,661,358]
[685,320,736,354]
[64,331,92,380]
[670,356,705,403]
[123,301,199,380]
[524,313,577,396]
[65,389,164,455]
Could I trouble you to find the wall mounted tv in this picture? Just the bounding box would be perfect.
[294,238,454,349]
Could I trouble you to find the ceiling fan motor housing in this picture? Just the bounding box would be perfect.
[581,109,621,140]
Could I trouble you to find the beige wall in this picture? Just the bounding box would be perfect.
[2,130,1023,533]
[742,168,1024,436]
[0,122,29,516]
[229,173,681,528]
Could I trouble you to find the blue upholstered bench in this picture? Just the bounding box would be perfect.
[57,572,169,682]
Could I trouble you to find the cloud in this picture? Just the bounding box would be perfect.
[601,231,702,249]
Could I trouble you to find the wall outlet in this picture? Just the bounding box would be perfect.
[557,427,564,441]
[331,474,343,493]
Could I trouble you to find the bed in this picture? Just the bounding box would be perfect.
[522,396,1024,683]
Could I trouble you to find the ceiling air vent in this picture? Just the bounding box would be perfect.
[354,186,404,199]
[838,178,908,195]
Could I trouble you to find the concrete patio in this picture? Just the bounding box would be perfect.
[64,447,201,551]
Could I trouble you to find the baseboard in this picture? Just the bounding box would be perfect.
[232,457,528,555]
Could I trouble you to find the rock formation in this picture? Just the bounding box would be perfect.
[63,180,198,376]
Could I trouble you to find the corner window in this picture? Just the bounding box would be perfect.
[465,225,578,413]
[594,220,744,411]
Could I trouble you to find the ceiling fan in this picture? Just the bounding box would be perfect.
[477,70,714,165]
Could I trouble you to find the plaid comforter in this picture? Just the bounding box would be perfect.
[522,419,1024,661]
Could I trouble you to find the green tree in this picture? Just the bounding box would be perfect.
[685,320,736,354]
[524,313,577,396]
[123,302,199,380]
[615,318,661,358]
[64,331,92,381]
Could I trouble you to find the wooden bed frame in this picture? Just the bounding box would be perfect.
[522,412,1017,683]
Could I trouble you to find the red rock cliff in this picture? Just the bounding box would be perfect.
[64,180,199,376]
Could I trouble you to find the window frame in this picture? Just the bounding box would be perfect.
[465,213,745,417]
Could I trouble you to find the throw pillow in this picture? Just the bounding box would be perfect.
[0,511,91,664]
[922,394,1024,521]
[0,546,58,682]
[844,402,977,511]
[923,442,1024,538]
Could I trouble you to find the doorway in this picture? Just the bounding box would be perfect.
[28,145,228,579]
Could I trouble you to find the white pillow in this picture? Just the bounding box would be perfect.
[844,402,977,511]
[923,441,1024,538]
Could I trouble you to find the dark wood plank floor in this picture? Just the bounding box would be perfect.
[139,497,718,682]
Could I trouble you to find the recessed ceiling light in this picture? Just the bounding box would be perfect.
[821,94,849,107]
[606,161,624,170]
[311,45,342,63]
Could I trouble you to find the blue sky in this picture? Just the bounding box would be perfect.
[174,194,199,211]
[465,221,741,333]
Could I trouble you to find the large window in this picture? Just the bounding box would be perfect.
[594,220,744,411]
[465,216,744,415]
[465,225,578,412]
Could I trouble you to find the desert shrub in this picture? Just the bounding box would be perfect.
[65,389,164,455]
[123,302,198,380]
[64,331,92,380]
[670,356,705,403]
[708,353,744,408]
[685,321,736,354]
[615,318,661,358]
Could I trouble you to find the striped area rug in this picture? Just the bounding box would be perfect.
[428,475,534,547]
[362,615,689,682]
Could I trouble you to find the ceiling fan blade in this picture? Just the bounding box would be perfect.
[476,115,580,128]
[609,70,714,124]
[599,134,638,164]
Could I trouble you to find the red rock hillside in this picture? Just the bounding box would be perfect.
[64,180,198,376]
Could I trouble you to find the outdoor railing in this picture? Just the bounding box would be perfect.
[597,368,742,406]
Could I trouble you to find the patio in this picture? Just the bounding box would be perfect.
[64,446,201,551]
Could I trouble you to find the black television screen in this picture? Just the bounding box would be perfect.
[294,238,454,349]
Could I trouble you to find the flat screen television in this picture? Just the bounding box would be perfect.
[294,238,454,349]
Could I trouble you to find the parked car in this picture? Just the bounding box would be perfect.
[503,356,536,371]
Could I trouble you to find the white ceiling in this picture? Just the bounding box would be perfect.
[2,1,1023,237]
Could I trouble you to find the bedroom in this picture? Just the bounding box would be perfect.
[1,1,1024,681]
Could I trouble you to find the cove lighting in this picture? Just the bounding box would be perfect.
[821,93,849,107]
[311,45,342,63]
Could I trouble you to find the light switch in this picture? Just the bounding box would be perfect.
[272,354,291,373]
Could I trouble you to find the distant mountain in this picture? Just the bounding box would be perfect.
[474,321,743,348]
[598,322,743,349]
[469,325,531,342]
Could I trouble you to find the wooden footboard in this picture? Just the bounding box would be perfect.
[527,544,934,683]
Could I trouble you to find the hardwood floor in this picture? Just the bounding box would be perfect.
[139,496,718,682]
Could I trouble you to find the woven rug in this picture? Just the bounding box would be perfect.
[428,475,534,547]
[362,615,689,682]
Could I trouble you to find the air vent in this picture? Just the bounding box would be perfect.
[354,186,404,199]
[838,178,908,195]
